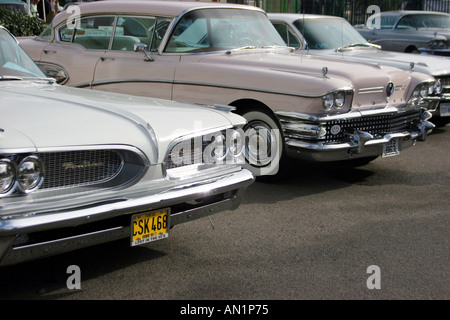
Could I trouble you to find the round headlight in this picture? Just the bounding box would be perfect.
[334,91,345,108]
[322,93,334,111]
[17,156,44,194]
[227,129,244,157]
[419,84,429,98]
[0,159,16,195]
[203,133,227,164]
[434,79,443,95]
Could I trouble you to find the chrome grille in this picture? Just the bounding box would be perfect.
[324,110,421,143]
[39,150,123,191]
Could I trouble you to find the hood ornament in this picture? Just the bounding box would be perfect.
[322,67,329,78]
[410,62,415,71]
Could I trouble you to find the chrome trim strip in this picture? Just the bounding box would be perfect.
[89,78,352,99]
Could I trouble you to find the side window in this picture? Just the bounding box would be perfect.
[113,16,155,51]
[272,22,301,48]
[58,16,115,50]
[272,23,288,44]
[287,29,301,49]
[150,18,172,52]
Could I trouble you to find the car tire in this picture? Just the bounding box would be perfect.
[239,110,284,178]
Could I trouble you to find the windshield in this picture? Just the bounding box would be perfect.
[165,8,286,53]
[294,18,368,50]
[0,28,46,78]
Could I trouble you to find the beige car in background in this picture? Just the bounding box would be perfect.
[20,0,437,176]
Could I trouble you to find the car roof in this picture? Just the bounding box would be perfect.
[53,0,263,26]
[378,10,450,17]
[268,13,343,22]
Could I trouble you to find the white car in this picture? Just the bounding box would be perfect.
[0,26,254,266]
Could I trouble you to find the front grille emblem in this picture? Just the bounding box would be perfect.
[386,82,395,98]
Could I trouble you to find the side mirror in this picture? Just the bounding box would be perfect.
[133,43,148,52]
[133,43,154,61]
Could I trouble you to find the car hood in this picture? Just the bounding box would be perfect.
[311,48,450,77]
[0,81,245,163]
[177,49,432,111]
[179,49,394,95]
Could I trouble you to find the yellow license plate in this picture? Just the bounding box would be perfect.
[131,208,170,246]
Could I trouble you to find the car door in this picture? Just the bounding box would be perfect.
[92,16,177,100]
[38,15,115,87]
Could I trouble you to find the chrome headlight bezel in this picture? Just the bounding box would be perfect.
[16,155,45,194]
[0,158,17,197]
[0,155,45,197]
[321,89,353,112]
[409,81,435,105]
[165,127,244,180]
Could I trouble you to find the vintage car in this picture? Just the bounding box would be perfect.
[19,0,437,176]
[0,25,254,266]
[268,13,450,125]
[355,11,450,56]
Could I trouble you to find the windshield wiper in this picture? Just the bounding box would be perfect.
[337,42,381,51]
[225,45,257,54]
[0,75,23,81]
[22,76,56,83]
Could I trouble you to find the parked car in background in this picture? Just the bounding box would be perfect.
[0,25,254,266]
[20,0,437,176]
[0,0,29,15]
[355,11,450,56]
[269,13,450,126]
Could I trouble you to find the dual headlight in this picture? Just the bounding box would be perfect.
[410,81,440,105]
[428,40,448,50]
[165,129,244,180]
[0,156,44,197]
[322,90,351,111]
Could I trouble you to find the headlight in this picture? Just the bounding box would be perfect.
[166,129,244,180]
[322,93,335,111]
[322,90,349,111]
[17,156,44,194]
[420,83,429,98]
[334,91,345,109]
[433,79,443,95]
[409,82,435,105]
[428,40,447,49]
[0,159,16,196]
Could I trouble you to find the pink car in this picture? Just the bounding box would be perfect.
[20,0,437,176]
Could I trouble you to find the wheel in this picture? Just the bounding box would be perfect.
[239,110,283,177]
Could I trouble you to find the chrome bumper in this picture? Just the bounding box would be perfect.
[0,169,254,266]
[276,107,435,162]
[284,127,433,162]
